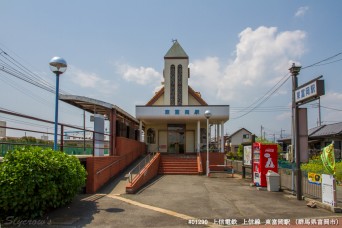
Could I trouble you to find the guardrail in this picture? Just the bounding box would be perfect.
[128,152,156,183]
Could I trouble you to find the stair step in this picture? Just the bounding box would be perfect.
[158,171,199,175]
[158,155,199,175]
[161,164,196,166]
[159,167,198,171]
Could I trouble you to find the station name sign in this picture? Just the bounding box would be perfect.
[295,80,325,105]
[136,105,230,121]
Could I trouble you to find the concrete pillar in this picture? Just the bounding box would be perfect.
[139,120,143,142]
[216,124,220,152]
[109,109,116,156]
[197,120,201,152]
[94,114,104,156]
[221,122,225,153]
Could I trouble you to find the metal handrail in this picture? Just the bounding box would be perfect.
[128,152,156,183]
[96,158,122,175]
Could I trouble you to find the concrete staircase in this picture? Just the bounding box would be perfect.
[158,154,198,175]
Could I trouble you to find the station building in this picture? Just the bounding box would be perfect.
[136,41,229,154]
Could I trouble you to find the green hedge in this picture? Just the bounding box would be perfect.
[0,147,87,219]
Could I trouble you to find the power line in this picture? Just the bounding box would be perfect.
[302,52,342,69]
[0,47,71,95]
[231,74,291,119]
[320,105,342,112]
[230,51,342,120]
[314,58,342,67]
[0,72,52,106]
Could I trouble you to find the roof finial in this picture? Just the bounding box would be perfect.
[172,39,178,43]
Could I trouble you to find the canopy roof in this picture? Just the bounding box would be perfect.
[60,94,139,124]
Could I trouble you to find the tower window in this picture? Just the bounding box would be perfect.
[177,64,182,105]
[170,65,175,105]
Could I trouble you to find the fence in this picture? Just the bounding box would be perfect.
[279,168,323,200]
[226,160,249,176]
[0,108,110,157]
[227,159,340,202]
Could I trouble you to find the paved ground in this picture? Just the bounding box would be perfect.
[36,173,342,228]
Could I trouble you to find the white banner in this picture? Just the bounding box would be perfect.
[244,145,252,166]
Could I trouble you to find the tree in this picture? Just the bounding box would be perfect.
[237,144,243,160]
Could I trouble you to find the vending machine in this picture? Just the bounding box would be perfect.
[253,143,278,187]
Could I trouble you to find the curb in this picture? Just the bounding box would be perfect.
[304,197,342,213]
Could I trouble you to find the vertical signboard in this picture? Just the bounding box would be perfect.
[244,145,252,166]
[321,174,337,207]
[94,114,104,156]
[298,108,308,163]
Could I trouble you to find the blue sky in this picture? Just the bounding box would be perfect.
[0,0,342,140]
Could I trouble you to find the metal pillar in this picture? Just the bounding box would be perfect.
[221,122,224,153]
[53,72,60,151]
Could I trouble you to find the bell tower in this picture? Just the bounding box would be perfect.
[163,40,189,106]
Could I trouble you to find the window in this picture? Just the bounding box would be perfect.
[243,134,250,139]
[177,64,182,105]
[170,65,175,105]
[147,128,156,144]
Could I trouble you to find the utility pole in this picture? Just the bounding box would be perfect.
[83,110,86,154]
[260,125,264,140]
[280,129,285,139]
[289,63,302,200]
[318,98,322,126]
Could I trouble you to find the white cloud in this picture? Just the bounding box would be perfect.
[189,26,306,104]
[320,91,342,122]
[295,6,309,17]
[188,56,222,99]
[68,65,118,94]
[116,63,162,85]
[276,111,291,121]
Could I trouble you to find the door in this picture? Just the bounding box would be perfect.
[186,131,195,153]
[158,131,167,153]
[167,124,185,153]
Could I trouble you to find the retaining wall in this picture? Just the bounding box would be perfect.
[86,137,145,193]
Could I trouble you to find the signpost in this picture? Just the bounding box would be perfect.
[289,64,325,200]
[242,135,255,179]
[295,78,325,105]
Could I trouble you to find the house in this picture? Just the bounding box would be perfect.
[0,121,6,138]
[225,128,253,153]
[278,122,342,160]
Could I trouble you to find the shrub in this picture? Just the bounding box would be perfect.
[0,147,87,219]
[226,151,234,159]
[301,157,342,183]
[236,144,243,160]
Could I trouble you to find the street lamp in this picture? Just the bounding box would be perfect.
[204,110,212,177]
[49,56,67,151]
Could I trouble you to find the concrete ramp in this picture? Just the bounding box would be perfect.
[98,155,148,195]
